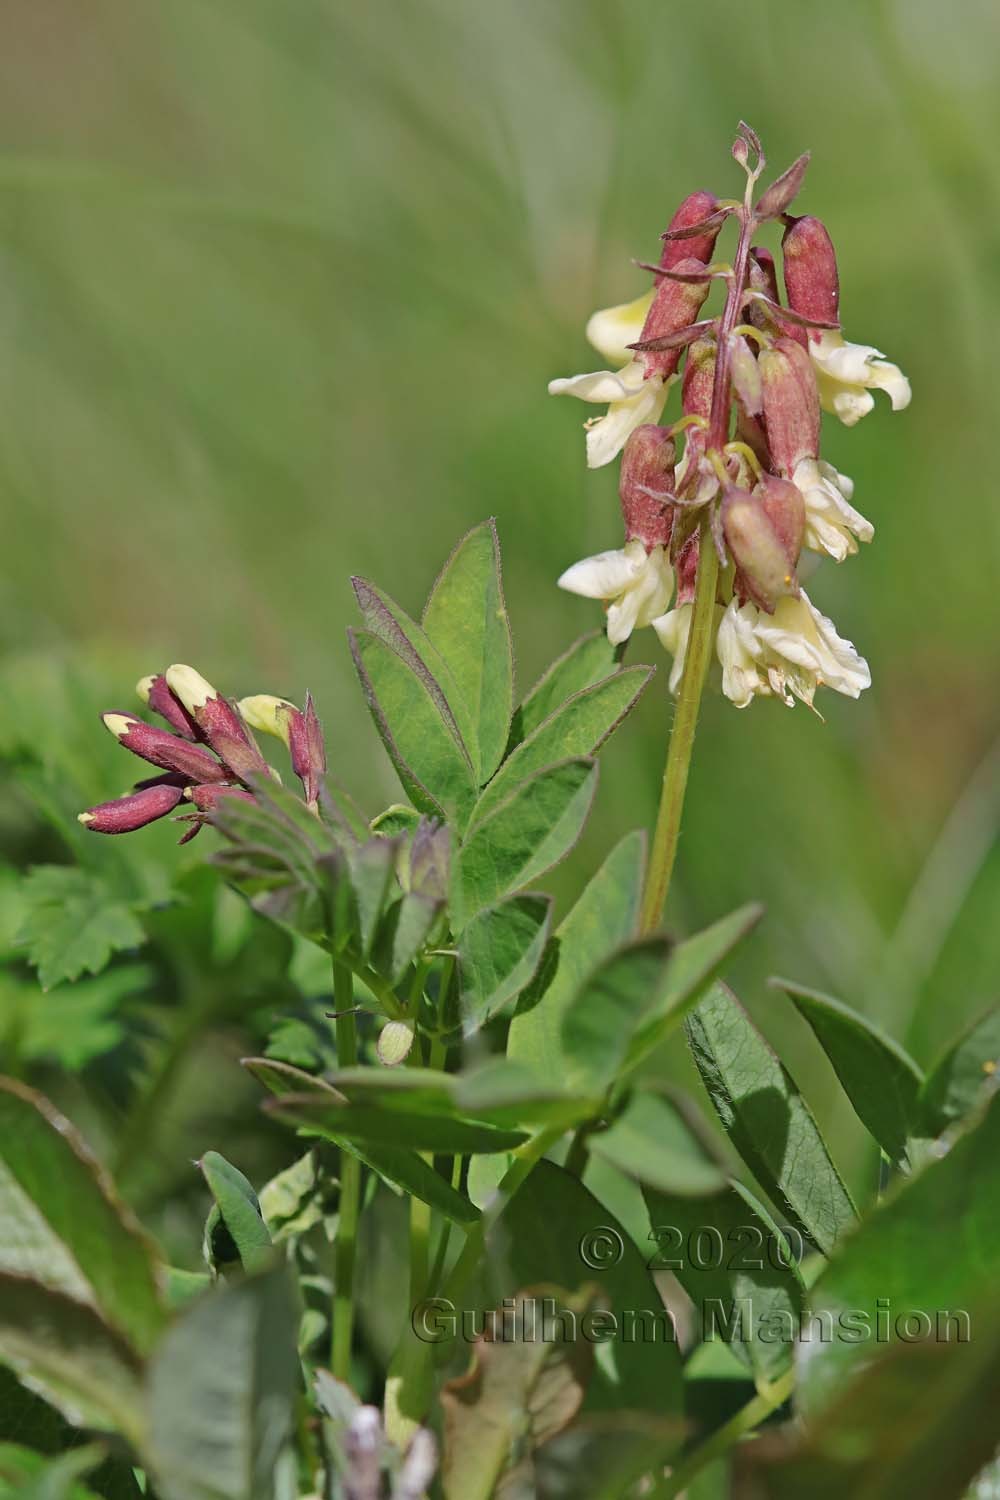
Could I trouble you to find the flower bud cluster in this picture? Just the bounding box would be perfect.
[79,666,327,839]
[553,125,910,710]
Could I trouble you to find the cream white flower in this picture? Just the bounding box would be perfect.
[809,330,911,427]
[792,457,874,561]
[558,539,673,646]
[549,290,672,468]
[715,593,870,710]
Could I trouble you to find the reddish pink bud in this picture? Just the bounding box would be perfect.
[722,477,804,613]
[619,426,675,550]
[102,713,229,784]
[283,694,326,807]
[660,190,721,270]
[782,215,840,340]
[164,665,271,785]
[682,339,717,421]
[137,674,199,741]
[79,782,184,834]
[185,783,255,812]
[759,336,821,474]
[638,259,713,381]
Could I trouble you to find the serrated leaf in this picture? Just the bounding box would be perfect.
[458,893,552,1035]
[0,1274,145,1447]
[777,978,923,1166]
[561,938,673,1094]
[919,1005,1000,1136]
[452,759,598,931]
[507,831,645,1077]
[200,1152,273,1276]
[509,633,620,750]
[440,1286,597,1500]
[623,904,764,1074]
[474,668,652,824]
[265,1093,528,1154]
[147,1264,299,1500]
[349,627,477,825]
[17,867,144,992]
[686,984,856,1255]
[800,1089,1000,1415]
[422,520,514,783]
[0,1079,165,1355]
[2,963,148,1070]
[642,1176,804,1383]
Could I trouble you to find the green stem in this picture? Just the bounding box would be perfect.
[649,1365,795,1498]
[331,960,361,1381]
[639,521,720,934]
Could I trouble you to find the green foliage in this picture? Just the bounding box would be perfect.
[200,1152,274,1277]
[919,1005,1000,1137]
[16,867,145,992]
[776,978,924,1168]
[146,1265,299,1500]
[687,984,857,1254]
[458,892,552,1034]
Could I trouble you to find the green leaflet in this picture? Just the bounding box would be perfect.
[0,1080,165,1356]
[473,667,652,823]
[147,1265,300,1500]
[686,984,856,1255]
[348,627,477,826]
[919,1005,1000,1136]
[776,978,923,1167]
[507,830,645,1077]
[451,759,598,931]
[422,520,514,785]
[561,938,673,1094]
[265,1092,528,1155]
[458,893,552,1035]
[800,1089,1000,1415]
[200,1152,273,1276]
[508,631,620,749]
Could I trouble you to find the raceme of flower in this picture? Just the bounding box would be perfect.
[78,666,327,838]
[553,127,910,710]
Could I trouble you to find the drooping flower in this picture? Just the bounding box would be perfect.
[549,192,721,468]
[558,540,674,647]
[792,457,873,561]
[715,593,870,709]
[808,330,911,427]
[782,215,910,427]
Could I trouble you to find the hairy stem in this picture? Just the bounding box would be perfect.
[331,960,361,1380]
[640,194,755,934]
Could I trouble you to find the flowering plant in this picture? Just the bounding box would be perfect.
[3,125,999,1500]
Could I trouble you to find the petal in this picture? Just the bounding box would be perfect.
[586,291,655,364]
[548,364,644,404]
[867,359,911,411]
[793,457,874,561]
[810,331,911,424]
[584,373,670,468]
[652,605,692,695]
[558,545,641,601]
[606,588,643,645]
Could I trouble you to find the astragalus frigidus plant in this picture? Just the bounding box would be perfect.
[8,126,1000,1500]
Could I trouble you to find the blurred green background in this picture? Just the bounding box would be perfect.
[2,0,998,1212]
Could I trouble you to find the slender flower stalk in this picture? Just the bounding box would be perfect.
[640,135,759,932]
[551,122,909,928]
